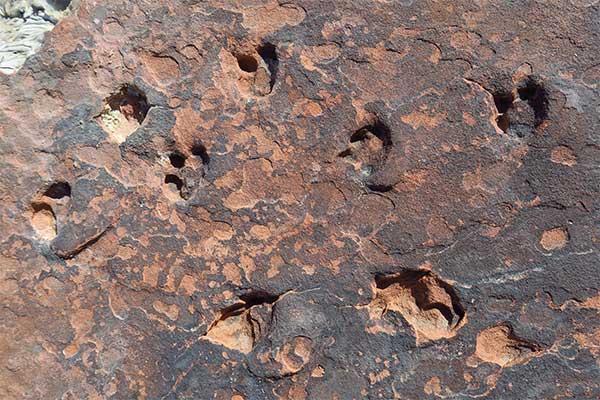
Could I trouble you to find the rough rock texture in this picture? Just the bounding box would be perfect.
[1,0,599,399]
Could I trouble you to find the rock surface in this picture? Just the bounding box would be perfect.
[0,0,599,399]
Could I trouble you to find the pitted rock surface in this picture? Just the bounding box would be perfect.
[1,1,599,399]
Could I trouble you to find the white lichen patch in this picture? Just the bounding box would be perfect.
[97,105,122,132]
[0,0,71,74]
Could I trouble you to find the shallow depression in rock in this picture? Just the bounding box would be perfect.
[97,85,150,144]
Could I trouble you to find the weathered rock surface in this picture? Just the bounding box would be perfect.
[0,0,599,399]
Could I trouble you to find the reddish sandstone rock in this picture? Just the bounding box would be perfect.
[0,0,599,399]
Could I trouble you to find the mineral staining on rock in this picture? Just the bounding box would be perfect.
[0,0,71,74]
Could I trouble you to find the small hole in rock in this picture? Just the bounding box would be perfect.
[357,121,392,147]
[164,174,183,190]
[350,128,369,143]
[517,85,536,101]
[44,182,71,199]
[493,93,514,114]
[340,119,393,187]
[517,80,548,126]
[236,54,259,73]
[98,85,150,143]
[337,148,353,158]
[169,152,186,169]
[191,141,210,165]
[257,43,278,89]
[496,113,510,133]
[239,290,280,307]
[49,0,72,11]
[367,183,393,193]
[106,85,149,124]
[493,92,515,133]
